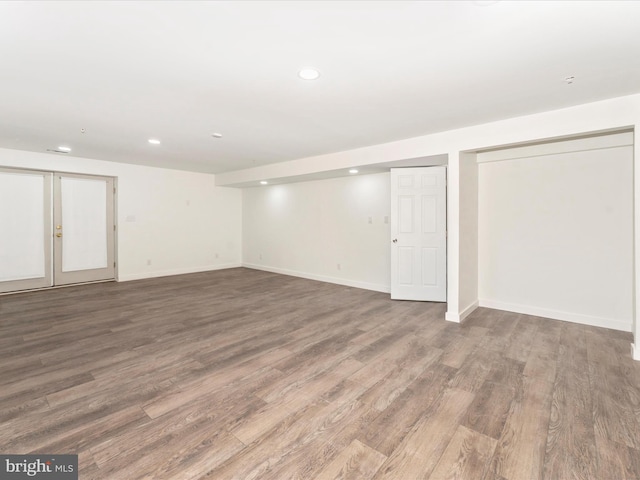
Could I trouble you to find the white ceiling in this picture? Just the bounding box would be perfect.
[1,1,639,175]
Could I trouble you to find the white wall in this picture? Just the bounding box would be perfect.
[478,134,634,331]
[242,173,390,292]
[0,148,242,281]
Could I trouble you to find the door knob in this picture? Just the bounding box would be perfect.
[392,239,397,243]
[56,233,62,238]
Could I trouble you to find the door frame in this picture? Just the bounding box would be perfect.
[53,172,116,286]
[390,165,447,302]
[0,167,117,294]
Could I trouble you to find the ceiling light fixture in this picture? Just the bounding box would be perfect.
[57,146,71,152]
[148,138,161,145]
[298,68,320,80]
[349,169,359,174]
[211,133,223,138]
[260,181,268,185]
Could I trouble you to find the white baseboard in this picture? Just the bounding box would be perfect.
[242,263,390,293]
[445,300,479,323]
[118,263,241,282]
[632,343,640,361]
[478,298,632,332]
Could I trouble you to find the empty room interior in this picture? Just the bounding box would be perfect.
[2,1,640,479]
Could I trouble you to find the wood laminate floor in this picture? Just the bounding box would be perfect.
[1,268,639,479]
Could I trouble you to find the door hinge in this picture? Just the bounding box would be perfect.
[113,225,116,231]
[114,261,116,268]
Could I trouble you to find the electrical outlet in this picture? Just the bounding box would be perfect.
[337,263,341,270]
[215,253,219,259]
[147,259,151,266]
[368,216,373,224]
[259,253,263,260]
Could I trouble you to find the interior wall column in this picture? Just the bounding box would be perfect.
[445,150,461,322]
[634,124,640,360]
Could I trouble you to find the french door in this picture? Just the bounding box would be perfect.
[390,166,447,302]
[0,168,115,293]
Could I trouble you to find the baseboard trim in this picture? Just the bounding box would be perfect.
[632,343,640,361]
[478,298,632,332]
[445,300,479,323]
[118,263,241,282]
[242,263,390,293]
[0,279,115,296]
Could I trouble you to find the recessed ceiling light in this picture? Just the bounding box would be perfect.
[211,133,223,138]
[260,181,268,185]
[298,68,320,80]
[349,169,359,174]
[148,138,161,145]
[57,146,71,152]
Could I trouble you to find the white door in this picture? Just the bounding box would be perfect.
[53,173,115,285]
[390,166,447,301]
[0,168,53,293]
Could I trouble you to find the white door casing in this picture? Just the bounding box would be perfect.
[390,166,447,302]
